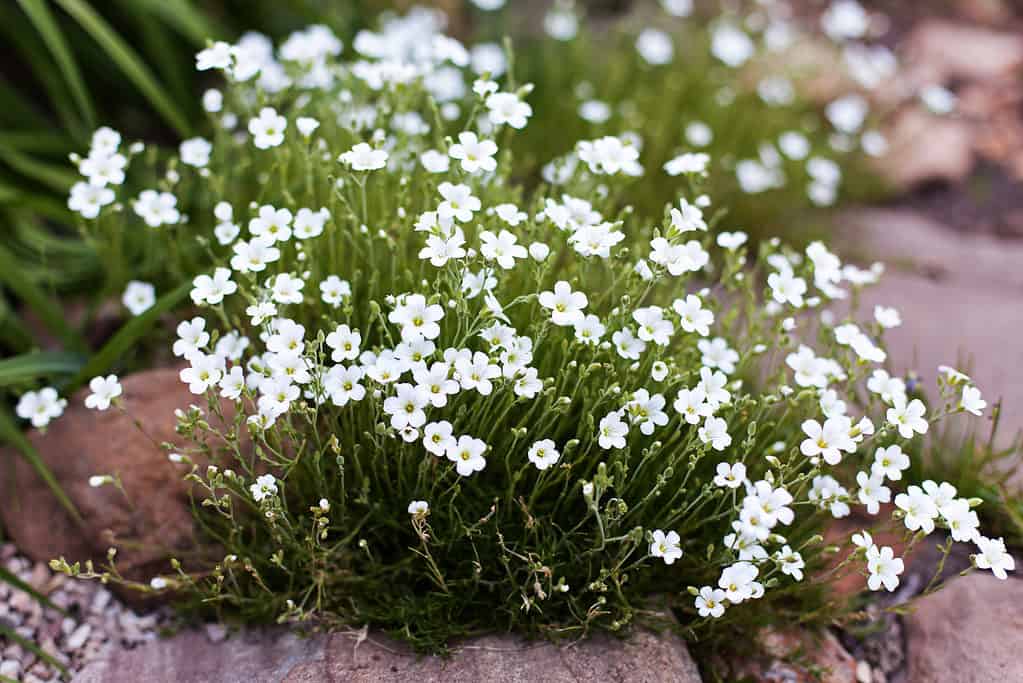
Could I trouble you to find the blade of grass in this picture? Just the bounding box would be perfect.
[18,0,96,130]
[0,623,69,677]
[53,0,192,137]
[0,564,64,613]
[0,148,78,192]
[128,0,222,46]
[0,409,81,524]
[0,244,85,351]
[63,280,191,394]
[0,352,86,386]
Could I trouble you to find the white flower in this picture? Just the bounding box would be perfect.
[249,205,294,243]
[674,387,712,425]
[446,435,487,476]
[874,305,901,328]
[866,545,904,592]
[495,203,528,226]
[271,273,305,305]
[649,529,683,565]
[173,317,210,358]
[626,389,668,436]
[191,268,237,306]
[894,485,938,534]
[539,281,587,326]
[455,351,501,395]
[974,536,1015,579]
[711,24,754,67]
[867,369,906,404]
[16,388,66,428]
[960,386,986,416]
[320,275,351,307]
[80,152,126,186]
[420,149,451,173]
[598,411,629,450]
[856,471,891,515]
[776,546,805,582]
[231,237,281,273]
[612,328,646,360]
[486,92,532,129]
[179,353,225,394]
[296,117,320,137]
[448,131,498,173]
[408,500,429,516]
[698,367,731,408]
[480,230,527,269]
[699,416,732,451]
[636,28,674,65]
[133,190,180,227]
[219,366,245,400]
[713,462,747,489]
[886,396,928,439]
[339,142,388,170]
[695,586,726,618]
[768,269,807,308]
[942,498,980,543]
[122,281,156,315]
[248,107,287,149]
[196,41,233,71]
[633,306,674,346]
[786,345,829,389]
[663,153,709,176]
[672,295,713,336]
[84,375,122,411]
[325,365,366,406]
[528,439,561,471]
[250,474,278,502]
[651,361,669,382]
[822,0,869,41]
[800,416,857,465]
[670,199,708,233]
[180,137,212,167]
[574,314,606,345]
[68,182,114,218]
[718,562,760,603]
[390,294,444,341]
[698,337,738,374]
[716,231,748,250]
[325,324,361,362]
[383,383,429,431]
[437,182,481,223]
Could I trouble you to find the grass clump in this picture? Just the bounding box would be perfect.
[37,7,1014,664]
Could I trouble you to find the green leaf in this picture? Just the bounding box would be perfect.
[128,0,222,46]
[18,0,96,130]
[53,0,191,137]
[0,409,81,525]
[0,622,69,677]
[0,244,85,351]
[0,352,86,386]
[0,148,78,192]
[64,279,191,394]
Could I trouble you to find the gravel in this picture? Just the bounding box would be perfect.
[0,543,169,681]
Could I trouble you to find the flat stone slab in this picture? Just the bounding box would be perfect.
[837,209,1023,443]
[74,626,701,683]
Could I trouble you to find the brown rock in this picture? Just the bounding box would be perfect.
[0,367,228,595]
[74,626,702,683]
[729,627,857,683]
[876,106,974,190]
[905,20,1023,84]
[905,573,1023,682]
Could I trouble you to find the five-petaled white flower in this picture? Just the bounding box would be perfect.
[649,529,683,565]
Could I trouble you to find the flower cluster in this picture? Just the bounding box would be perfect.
[40,6,1009,650]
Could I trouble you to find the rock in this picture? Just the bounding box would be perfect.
[836,209,1023,442]
[0,367,232,599]
[74,626,701,683]
[728,628,857,683]
[905,20,1023,84]
[876,107,974,190]
[904,573,1023,682]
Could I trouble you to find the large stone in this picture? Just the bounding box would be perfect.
[904,20,1023,84]
[875,106,974,190]
[0,367,222,593]
[836,209,1023,442]
[74,626,702,683]
[904,573,1023,682]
